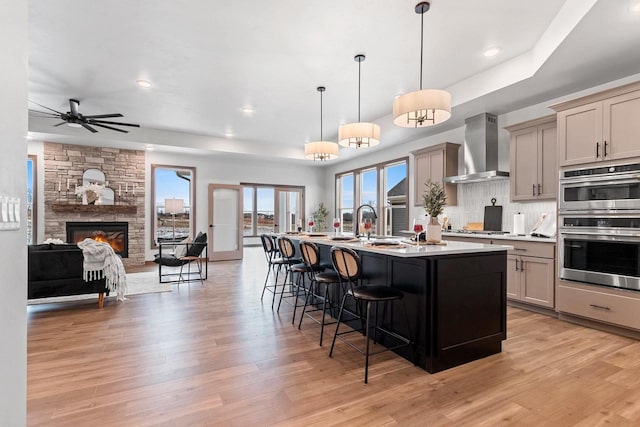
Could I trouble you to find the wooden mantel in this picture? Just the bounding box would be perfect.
[50,203,137,214]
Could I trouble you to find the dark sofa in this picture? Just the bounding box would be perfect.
[28,243,109,308]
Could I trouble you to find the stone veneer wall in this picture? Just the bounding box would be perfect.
[43,142,145,266]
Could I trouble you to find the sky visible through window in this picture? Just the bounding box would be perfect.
[156,169,191,206]
[341,162,406,208]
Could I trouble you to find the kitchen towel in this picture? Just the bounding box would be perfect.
[513,212,525,235]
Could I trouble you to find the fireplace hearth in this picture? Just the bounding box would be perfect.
[66,221,129,258]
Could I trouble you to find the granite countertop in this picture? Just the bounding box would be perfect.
[441,231,556,243]
[294,235,513,258]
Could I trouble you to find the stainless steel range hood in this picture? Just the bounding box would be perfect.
[443,113,509,184]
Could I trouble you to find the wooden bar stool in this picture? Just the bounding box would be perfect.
[328,246,413,384]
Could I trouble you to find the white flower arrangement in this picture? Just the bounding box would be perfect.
[75,183,105,204]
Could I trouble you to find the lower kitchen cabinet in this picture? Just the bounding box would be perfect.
[507,254,555,308]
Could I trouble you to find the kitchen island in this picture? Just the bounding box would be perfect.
[290,236,511,374]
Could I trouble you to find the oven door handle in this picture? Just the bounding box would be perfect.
[559,176,640,187]
[560,231,640,242]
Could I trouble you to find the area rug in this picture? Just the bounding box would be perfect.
[28,271,171,305]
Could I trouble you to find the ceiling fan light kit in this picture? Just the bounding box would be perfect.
[304,86,339,161]
[393,1,452,128]
[338,54,381,148]
[29,98,140,133]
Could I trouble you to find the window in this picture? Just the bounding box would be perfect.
[336,173,354,233]
[27,155,36,244]
[335,158,408,236]
[241,184,304,238]
[150,165,196,247]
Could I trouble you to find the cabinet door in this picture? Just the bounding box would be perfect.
[520,256,555,308]
[510,128,538,201]
[557,102,602,166]
[603,90,640,161]
[414,152,429,206]
[537,122,558,199]
[506,256,520,300]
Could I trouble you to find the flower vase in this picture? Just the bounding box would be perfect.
[426,216,441,242]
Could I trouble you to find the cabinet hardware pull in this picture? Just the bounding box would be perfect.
[589,304,610,311]
[596,141,600,158]
[532,184,536,196]
[512,247,526,251]
[537,183,541,195]
[520,259,524,271]
[604,140,608,157]
[515,260,519,271]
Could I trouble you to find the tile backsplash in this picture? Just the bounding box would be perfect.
[438,180,556,233]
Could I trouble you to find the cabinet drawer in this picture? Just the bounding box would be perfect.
[442,236,488,245]
[491,239,554,258]
[558,283,640,330]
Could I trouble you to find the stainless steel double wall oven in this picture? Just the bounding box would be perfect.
[559,162,640,291]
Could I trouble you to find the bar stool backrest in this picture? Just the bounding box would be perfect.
[331,246,361,281]
[278,236,296,259]
[300,241,321,268]
[260,234,276,253]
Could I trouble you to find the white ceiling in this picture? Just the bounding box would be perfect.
[27,0,640,163]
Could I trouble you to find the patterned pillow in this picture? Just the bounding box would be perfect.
[173,237,192,258]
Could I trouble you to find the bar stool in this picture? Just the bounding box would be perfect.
[288,242,327,324]
[260,234,280,301]
[275,236,303,312]
[297,241,341,345]
[328,246,413,384]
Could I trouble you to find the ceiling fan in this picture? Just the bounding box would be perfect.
[29,98,140,133]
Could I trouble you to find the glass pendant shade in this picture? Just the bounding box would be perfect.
[392,89,451,127]
[338,122,380,148]
[304,141,339,161]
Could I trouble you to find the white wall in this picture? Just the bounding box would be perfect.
[144,151,325,259]
[0,0,28,424]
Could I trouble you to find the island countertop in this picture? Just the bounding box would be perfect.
[294,235,512,257]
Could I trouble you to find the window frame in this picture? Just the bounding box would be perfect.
[150,164,197,249]
[335,156,409,236]
[27,154,37,244]
[240,183,306,237]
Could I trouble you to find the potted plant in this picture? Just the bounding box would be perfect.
[422,180,446,242]
[311,202,329,232]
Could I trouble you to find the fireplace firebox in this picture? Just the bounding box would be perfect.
[66,221,128,258]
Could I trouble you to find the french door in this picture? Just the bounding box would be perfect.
[208,184,243,261]
[275,187,304,234]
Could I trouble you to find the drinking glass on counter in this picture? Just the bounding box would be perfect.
[363,218,372,240]
[333,217,341,236]
[308,218,314,233]
[412,218,424,248]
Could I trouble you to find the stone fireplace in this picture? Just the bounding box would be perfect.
[66,221,129,258]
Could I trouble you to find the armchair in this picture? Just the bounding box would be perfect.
[154,232,208,283]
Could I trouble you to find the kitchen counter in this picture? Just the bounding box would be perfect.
[442,231,555,243]
[297,235,513,257]
[287,234,509,373]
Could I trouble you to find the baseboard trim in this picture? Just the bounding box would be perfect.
[507,300,558,318]
[558,312,640,340]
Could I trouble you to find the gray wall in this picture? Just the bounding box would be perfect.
[0,0,28,424]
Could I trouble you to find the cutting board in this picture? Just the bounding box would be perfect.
[483,198,503,231]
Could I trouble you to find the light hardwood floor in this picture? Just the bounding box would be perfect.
[28,248,640,426]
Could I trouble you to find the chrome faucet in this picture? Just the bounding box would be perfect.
[354,204,378,237]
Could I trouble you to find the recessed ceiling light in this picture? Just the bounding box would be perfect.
[483,48,501,57]
[145,144,154,151]
[631,2,640,12]
[241,106,255,114]
[136,79,152,88]
[224,131,234,138]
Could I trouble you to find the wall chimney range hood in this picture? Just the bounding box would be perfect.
[443,113,509,184]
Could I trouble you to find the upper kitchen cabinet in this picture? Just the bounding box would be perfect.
[505,115,557,201]
[412,142,460,206]
[552,81,640,167]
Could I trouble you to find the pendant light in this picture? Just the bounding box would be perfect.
[304,86,339,161]
[393,1,451,128]
[338,54,380,148]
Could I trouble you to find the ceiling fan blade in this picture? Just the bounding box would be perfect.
[28,100,64,115]
[81,123,98,133]
[91,123,129,133]
[84,113,124,119]
[28,109,61,118]
[53,122,67,127]
[88,119,140,128]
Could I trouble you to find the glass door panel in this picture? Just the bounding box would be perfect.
[275,188,303,233]
[208,184,243,261]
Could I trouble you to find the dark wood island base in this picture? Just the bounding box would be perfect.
[309,241,508,374]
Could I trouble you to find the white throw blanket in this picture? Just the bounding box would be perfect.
[77,238,128,301]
